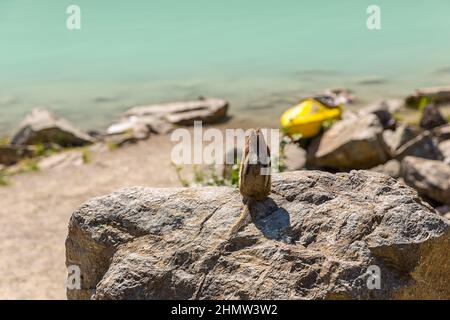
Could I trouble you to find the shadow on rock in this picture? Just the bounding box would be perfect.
[251,198,294,243]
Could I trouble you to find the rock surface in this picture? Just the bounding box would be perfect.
[66,170,449,300]
[307,114,389,169]
[401,156,450,205]
[11,108,94,147]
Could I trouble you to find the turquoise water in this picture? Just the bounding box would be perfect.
[1,0,450,134]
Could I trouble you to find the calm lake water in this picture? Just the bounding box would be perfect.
[1,0,450,134]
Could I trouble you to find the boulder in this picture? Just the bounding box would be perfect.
[406,86,450,107]
[370,159,401,178]
[382,124,420,157]
[419,104,448,130]
[401,156,450,205]
[66,170,449,300]
[115,98,229,131]
[394,132,442,161]
[307,114,389,170]
[11,108,94,147]
[0,145,32,165]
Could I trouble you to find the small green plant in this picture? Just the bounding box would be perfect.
[0,136,10,146]
[34,143,47,157]
[418,96,431,112]
[174,162,240,188]
[278,135,291,173]
[228,163,240,186]
[392,112,404,122]
[173,133,293,188]
[20,159,40,173]
[34,143,60,157]
[0,172,9,186]
[322,118,338,131]
[107,142,119,151]
[192,164,228,186]
[173,164,190,187]
[81,148,92,164]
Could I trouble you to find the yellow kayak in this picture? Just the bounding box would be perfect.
[280,98,342,138]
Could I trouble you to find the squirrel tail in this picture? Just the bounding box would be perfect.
[229,198,253,237]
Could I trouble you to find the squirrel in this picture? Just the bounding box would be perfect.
[197,128,271,287]
[228,128,271,237]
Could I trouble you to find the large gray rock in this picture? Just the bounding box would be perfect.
[11,108,94,147]
[394,132,443,161]
[66,170,449,300]
[107,98,229,135]
[401,156,450,205]
[307,114,389,169]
